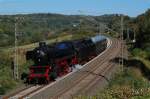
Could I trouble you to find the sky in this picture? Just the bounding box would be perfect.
[0,0,150,17]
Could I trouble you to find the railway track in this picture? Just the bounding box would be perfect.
[3,38,121,99]
[50,39,121,99]
[3,85,45,99]
[74,40,120,96]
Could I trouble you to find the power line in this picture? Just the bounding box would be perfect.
[121,15,124,71]
[14,17,19,80]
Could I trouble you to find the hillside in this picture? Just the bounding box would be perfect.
[0,13,130,47]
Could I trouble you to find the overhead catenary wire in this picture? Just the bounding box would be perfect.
[14,16,19,80]
[121,15,124,71]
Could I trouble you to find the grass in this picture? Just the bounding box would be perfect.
[74,66,150,99]
[73,45,150,99]
[0,51,19,95]
[104,48,150,99]
[98,51,150,99]
[133,57,150,70]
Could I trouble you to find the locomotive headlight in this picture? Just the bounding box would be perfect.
[37,50,45,56]
[40,51,45,56]
[36,50,45,58]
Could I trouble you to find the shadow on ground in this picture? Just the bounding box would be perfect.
[110,57,150,80]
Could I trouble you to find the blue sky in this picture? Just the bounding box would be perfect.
[0,0,150,16]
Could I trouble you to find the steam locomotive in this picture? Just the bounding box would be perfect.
[23,35,107,84]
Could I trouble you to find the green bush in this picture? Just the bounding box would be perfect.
[0,51,19,95]
[131,48,149,59]
[0,67,18,95]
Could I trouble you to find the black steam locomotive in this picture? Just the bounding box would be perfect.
[23,35,107,84]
